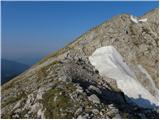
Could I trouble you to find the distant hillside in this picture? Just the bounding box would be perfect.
[1,59,29,84]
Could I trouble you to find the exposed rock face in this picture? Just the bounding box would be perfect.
[88,94,100,104]
[1,8,159,119]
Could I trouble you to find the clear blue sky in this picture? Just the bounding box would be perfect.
[2,1,158,65]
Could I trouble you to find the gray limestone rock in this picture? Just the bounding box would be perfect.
[88,94,100,104]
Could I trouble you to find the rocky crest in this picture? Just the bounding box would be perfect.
[1,8,159,119]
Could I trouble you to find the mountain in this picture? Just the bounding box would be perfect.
[1,59,29,84]
[1,8,159,119]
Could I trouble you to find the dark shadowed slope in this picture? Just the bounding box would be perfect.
[1,59,29,84]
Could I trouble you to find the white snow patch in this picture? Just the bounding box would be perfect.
[139,18,147,22]
[130,15,147,23]
[130,15,139,23]
[89,46,158,109]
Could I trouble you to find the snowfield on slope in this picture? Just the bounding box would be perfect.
[89,46,158,109]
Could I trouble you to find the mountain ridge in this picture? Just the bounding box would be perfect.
[1,8,159,119]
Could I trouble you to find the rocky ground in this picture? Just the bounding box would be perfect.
[1,8,159,119]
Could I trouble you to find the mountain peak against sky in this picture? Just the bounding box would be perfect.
[1,8,159,119]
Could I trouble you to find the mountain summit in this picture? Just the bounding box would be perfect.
[1,8,159,119]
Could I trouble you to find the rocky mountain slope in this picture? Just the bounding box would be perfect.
[1,8,159,119]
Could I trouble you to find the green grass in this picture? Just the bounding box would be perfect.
[36,60,61,79]
[2,91,27,108]
[42,87,74,119]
